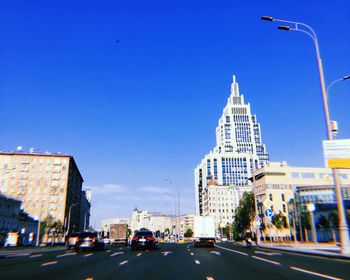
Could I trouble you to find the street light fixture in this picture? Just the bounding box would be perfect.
[261,16,350,255]
[327,75,350,137]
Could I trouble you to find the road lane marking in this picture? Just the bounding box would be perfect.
[119,260,128,266]
[252,256,281,265]
[190,253,194,256]
[194,260,200,264]
[255,250,281,256]
[106,250,112,253]
[162,251,172,256]
[210,251,221,256]
[41,261,58,267]
[56,252,77,258]
[110,252,124,257]
[6,253,30,257]
[136,253,142,257]
[30,254,43,258]
[215,245,248,256]
[84,253,93,257]
[290,266,342,280]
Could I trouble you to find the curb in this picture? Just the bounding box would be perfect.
[258,245,350,260]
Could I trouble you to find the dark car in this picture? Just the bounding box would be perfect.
[67,232,80,249]
[75,232,104,251]
[131,230,158,250]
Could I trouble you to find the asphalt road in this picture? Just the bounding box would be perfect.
[0,243,349,280]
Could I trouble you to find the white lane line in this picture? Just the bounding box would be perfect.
[106,250,112,253]
[215,245,248,256]
[6,253,30,257]
[255,250,281,256]
[252,256,281,266]
[190,252,194,256]
[194,259,200,264]
[210,251,221,256]
[206,277,215,280]
[290,266,343,280]
[84,253,93,257]
[119,260,128,266]
[110,252,124,257]
[41,261,58,267]
[30,254,43,258]
[136,253,142,257]
[162,251,172,256]
[56,252,77,258]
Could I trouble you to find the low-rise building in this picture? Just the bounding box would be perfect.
[252,162,350,240]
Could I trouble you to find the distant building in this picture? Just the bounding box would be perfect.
[0,150,84,234]
[202,178,250,229]
[195,75,269,216]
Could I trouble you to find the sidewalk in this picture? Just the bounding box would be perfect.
[257,242,350,260]
[0,246,66,257]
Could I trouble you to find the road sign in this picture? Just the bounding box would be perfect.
[265,209,273,218]
[323,139,350,168]
[263,199,273,209]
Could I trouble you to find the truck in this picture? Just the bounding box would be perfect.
[109,224,128,246]
[193,216,216,247]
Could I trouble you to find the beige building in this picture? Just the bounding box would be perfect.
[0,150,83,232]
[252,162,350,239]
[202,178,251,228]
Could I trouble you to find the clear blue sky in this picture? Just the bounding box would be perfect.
[1,0,349,227]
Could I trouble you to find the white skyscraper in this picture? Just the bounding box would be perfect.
[195,75,269,216]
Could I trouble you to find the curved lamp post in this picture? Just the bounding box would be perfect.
[261,16,350,255]
[327,75,350,137]
[67,203,79,237]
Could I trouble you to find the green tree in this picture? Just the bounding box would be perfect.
[184,228,194,238]
[271,211,288,229]
[233,192,255,239]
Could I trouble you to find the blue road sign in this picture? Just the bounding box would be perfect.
[265,209,273,218]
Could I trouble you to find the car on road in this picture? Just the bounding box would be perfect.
[131,230,158,250]
[67,232,80,249]
[75,232,104,251]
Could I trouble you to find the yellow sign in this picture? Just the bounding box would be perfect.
[327,158,350,169]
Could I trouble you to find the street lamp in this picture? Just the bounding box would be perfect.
[66,203,79,237]
[306,203,317,244]
[327,75,350,137]
[261,15,350,255]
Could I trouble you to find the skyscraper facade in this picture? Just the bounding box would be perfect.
[195,75,269,216]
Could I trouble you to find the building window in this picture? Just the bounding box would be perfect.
[301,173,315,179]
[291,172,299,179]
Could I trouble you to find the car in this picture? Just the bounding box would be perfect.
[75,232,104,251]
[67,232,80,249]
[131,230,158,250]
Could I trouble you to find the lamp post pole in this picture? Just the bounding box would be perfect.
[261,16,350,255]
[67,203,78,239]
[36,219,41,247]
[252,167,261,246]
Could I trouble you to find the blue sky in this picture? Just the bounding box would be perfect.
[1,0,349,227]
